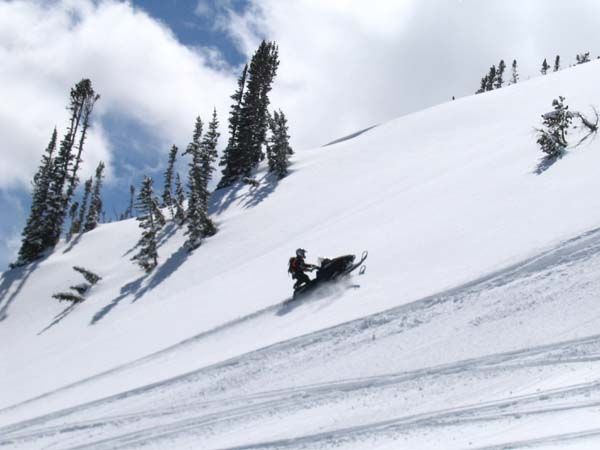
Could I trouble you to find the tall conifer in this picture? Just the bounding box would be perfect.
[46,79,99,247]
[13,130,57,266]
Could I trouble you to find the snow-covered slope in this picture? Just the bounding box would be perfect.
[2,62,600,449]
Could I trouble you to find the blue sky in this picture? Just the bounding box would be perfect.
[3,0,600,271]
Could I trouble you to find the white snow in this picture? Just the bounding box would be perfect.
[2,62,600,449]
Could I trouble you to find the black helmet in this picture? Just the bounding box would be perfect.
[296,248,306,258]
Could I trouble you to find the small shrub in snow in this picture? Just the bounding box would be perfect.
[52,266,101,303]
[537,96,572,159]
[52,292,85,303]
[69,283,91,296]
[73,266,102,285]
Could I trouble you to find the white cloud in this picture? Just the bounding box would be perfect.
[0,0,237,189]
[221,0,600,150]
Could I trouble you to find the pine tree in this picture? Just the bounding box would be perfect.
[45,79,99,247]
[199,109,220,235]
[69,177,92,236]
[83,161,105,232]
[485,66,496,91]
[218,64,248,188]
[174,173,186,225]
[510,59,519,85]
[132,176,164,272]
[162,145,178,213]
[13,130,57,266]
[65,80,100,203]
[184,117,206,250]
[476,75,488,94]
[554,55,561,72]
[234,41,280,178]
[537,96,572,159]
[541,58,550,75]
[494,60,506,89]
[267,109,293,179]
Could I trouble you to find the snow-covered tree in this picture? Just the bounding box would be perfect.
[541,58,550,75]
[83,161,105,232]
[509,59,519,85]
[132,176,164,272]
[13,130,57,266]
[537,96,572,159]
[554,55,561,72]
[162,145,178,213]
[267,109,293,179]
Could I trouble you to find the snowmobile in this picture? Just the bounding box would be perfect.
[293,250,368,299]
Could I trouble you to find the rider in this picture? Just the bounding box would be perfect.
[289,248,317,290]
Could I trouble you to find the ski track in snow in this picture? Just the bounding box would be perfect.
[2,227,600,449]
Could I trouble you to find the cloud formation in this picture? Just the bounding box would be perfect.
[222,0,600,149]
[0,0,236,190]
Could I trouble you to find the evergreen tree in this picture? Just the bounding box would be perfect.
[485,65,496,91]
[218,64,248,188]
[174,173,186,225]
[229,41,280,181]
[13,130,57,266]
[184,117,206,250]
[537,96,572,159]
[65,80,100,203]
[69,177,92,236]
[199,109,220,235]
[132,176,164,272]
[541,58,550,75]
[267,109,293,179]
[162,145,178,213]
[476,75,488,94]
[554,55,561,72]
[510,59,519,84]
[494,60,506,89]
[83,161,105,232]
[45,79,99,247]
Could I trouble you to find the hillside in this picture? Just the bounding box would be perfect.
[2,62,600,449]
